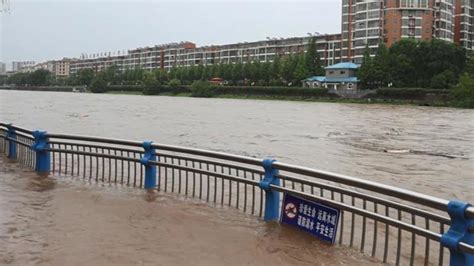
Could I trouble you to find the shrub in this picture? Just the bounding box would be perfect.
[191,81,214,97]
[368,88,449,100]
[430,70,456,90]
[451,74,474,108]
[90,75,108,93]
[168,79,182,88]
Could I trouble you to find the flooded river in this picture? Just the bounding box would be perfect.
[0,90,473,265]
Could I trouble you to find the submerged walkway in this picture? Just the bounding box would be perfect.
[0,156,378,266]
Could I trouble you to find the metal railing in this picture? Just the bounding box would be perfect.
[0,122,473,266]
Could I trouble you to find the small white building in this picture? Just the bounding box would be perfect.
[304,62,360,91]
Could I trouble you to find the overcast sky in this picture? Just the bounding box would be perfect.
[1,0,341,69]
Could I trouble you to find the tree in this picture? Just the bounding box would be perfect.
[430,70,456,89]
[451,74,474,108]
[29,69,52,86]
[371,44,390,87]
[294,54,310,84]
[8,72,31,85]
[388,39,418,87]
[231,62,243,83]
[305,37,324,76]
[142,71,160,95]
[270,56,281,81]
[358,46,373,89]
[281,54,295,84]
[466,51,474,78]
[104,65,121,85]
[90,73,107,93]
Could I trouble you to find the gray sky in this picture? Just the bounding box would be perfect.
[1,0,341,69]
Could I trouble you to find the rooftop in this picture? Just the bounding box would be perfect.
[325,62,359,70]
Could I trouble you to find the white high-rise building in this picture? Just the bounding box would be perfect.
[0,62,6,74]
[12,61,35,72]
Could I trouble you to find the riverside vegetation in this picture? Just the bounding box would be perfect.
[2,38,473,107]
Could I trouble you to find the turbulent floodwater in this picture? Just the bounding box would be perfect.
[0,90,473,265]
[0,156,379,265]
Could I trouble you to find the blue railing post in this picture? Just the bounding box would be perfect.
[140,141,157,189]
[441,200,474,266]
[31,130,50,174]
[6,124,17,159]
[259,158,281,221]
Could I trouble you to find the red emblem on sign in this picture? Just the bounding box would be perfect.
[285,202,297,219]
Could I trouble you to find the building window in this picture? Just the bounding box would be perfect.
[340,71,346,74]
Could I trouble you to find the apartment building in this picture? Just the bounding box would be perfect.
[0,62,5,74]
[20,59,72,77]
[70,34,342,74]
[12,61,35,72]
[455,0,473,50]
[341,0,469,63]
[54,59,71,77]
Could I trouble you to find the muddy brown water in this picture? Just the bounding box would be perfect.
[0,90,473,265]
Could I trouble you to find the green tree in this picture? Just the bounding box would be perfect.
[466,51,474,78]
[358,45,374,89]
[294,54,310,84]
[281,54,295,84]
[371,44,390,88]
[29,69,52,86]
[90,73,107,93]
[142,71,160,95]
[270,56,281,81]
[305,37,324,76]
[451,74,474,108]
[231,62,243,83]
[242,62,252,82]
[8,72,31,85]
[430,70,456,89]
[104,65,121,85]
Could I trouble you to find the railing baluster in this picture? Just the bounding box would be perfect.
[424,218,430,266]
[228,168,233,207]
[410,213,416,266]
[339,193,345,245]
[127,151,131,185]
[199,162,203,199]
[108,149,111,183]
[350,196,355,248]
[251,172,256,215]
[372,202,378,257]
[83,146,86,179]
[164,157,168,192]
[235,169,240,209]
[52,143,56,173]
[58,144,62,176]
[206,163,210,201]
[361,199,367,253]
[383,206,390,263]
[178,159,182,194]
[172,158,176,193]
[243,170,248,212]
[438,223,444,266]
[396,210,402,266]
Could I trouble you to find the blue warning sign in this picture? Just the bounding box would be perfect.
[280,193,340,244]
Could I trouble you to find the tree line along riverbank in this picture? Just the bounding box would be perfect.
[0,84,462,108]
[2,39,473,107]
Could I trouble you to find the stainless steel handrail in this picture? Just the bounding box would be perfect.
[46,133,144,147]
[273,162,474,219]
[4,123,472,218]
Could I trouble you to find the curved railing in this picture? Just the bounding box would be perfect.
[0,122,473,266]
